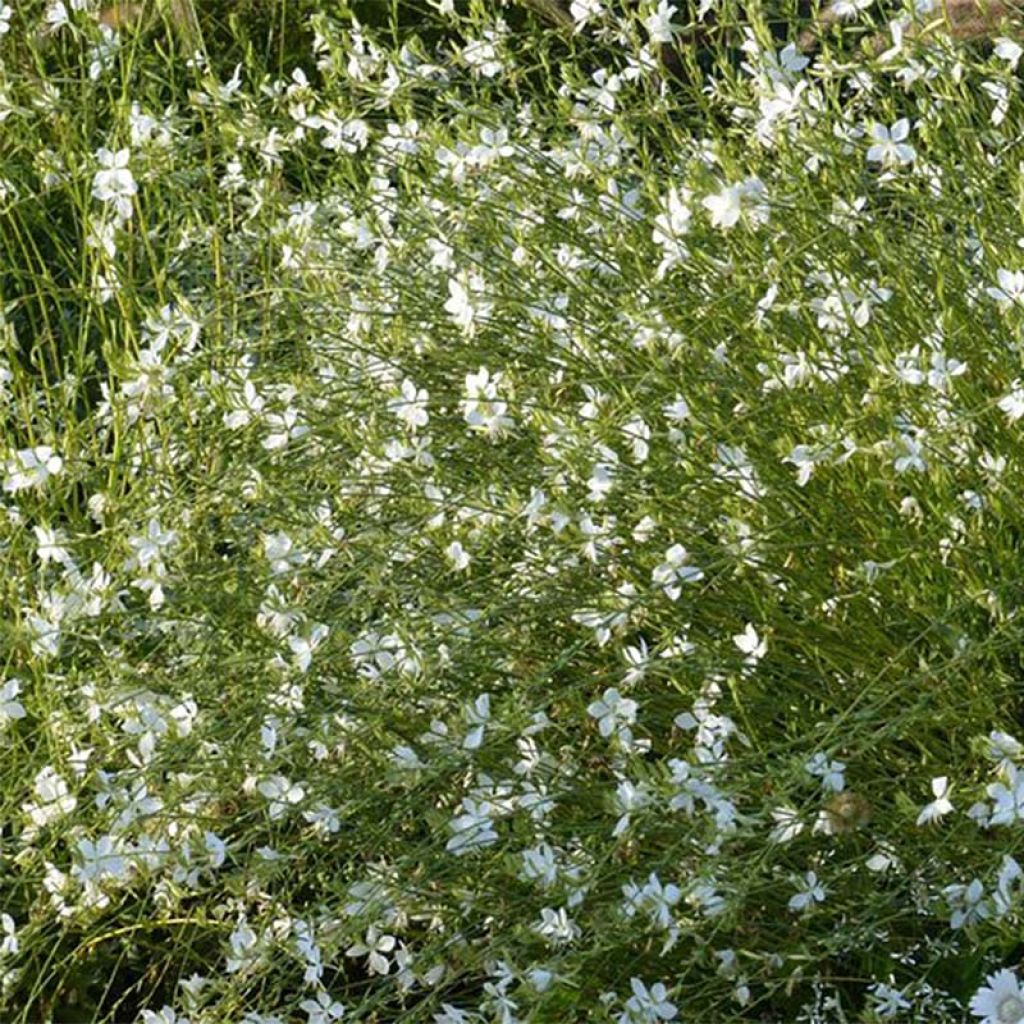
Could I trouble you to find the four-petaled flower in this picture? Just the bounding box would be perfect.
[92,147,138,222]
[867,119,915,167]
[652,544,704,600]
[988,268,1024,309]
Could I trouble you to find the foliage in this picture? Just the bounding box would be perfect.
[2,1,1024,1022]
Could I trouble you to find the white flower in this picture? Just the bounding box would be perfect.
[788,870,827,912]
[806,752,846,792]
[463,693,491,750]
[769,806,804,843]
[970,969,1024,1024]
[462,366,514,438]
[702,177,769,230]
[988,731,1024,772]
[663,395,690,423]
[0,5,11,35]
[652,544,704,600]
[620,977,678,1022]
[893,433,926,474]
[389,378,429,430]
[869,981,911,1018]
[24,766,76,829]
[587,687,638,739]
[0,913,16,957]
[446,798,498,854]
[988,269,1024,308]
[126,518,177,571]
[34,525,71,567]
[92,147,137,222]
[989,764,1024,826]
[829,0,872,17]
[258,775,305,819]
[45,1,71,31]
[644,0,679,43]
[3,446,63,492]
[866,119,915,166]
[995,37,1023,70]
[299,989,346,1024]
[533,906,580,945]
[346,926,396,976]
[0,679,26,730]
[73,834,129,885]
[916,775,954,825]
[622,415,651,463]
[288,623,328,673]
[999,382,1024,423]
[733,623,766,668]
[570,0,604,29]
[140,1008,189,1024]
[945,877,991,929]
[445,274,493,334]
[445,540,471,571]
[653,187,692,278]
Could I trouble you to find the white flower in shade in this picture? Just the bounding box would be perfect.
[622,415,651,463]
[988,731,1024,773]
[806,752,846,792]
[0,679,26,729]
[258,775,305,819]
[299,989,346,1024]
[652,544,704,600]
[587,687,638,739]
[869,980,911,1018]
[445,540,470,571]
[287,623,328,673]
[462,693,491,750]
[72,834,128,885]
[620,977,678,1022]
[446,798,497,854]
[0,6,11,37]
[662,394,690,423]
[945,878,990,929]
[893,433,926,474]
[970,969,1024,1024]
[988,269,1024,308]
[999,383,1024,423]
[346,926,396,976]
[995,37,1024,69]
[140,1008,189,1024]
[866,119,915,166]
[92,147,137,222]
[3,446,63,492]
[533,906,580,946]
[989,765,1024,826]
[769,806,804,843]
[916,776,954,825]
[788,871,827,912]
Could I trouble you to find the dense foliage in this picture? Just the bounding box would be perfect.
[3,0,1024,1020]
